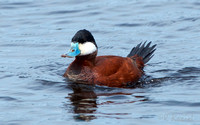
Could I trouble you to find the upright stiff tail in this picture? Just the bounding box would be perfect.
[127,42,156,64]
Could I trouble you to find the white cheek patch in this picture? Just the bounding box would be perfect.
[78,42,97,56]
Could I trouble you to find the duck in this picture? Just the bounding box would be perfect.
[61,29,156,88]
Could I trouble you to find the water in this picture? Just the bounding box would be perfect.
[1,0,200,125]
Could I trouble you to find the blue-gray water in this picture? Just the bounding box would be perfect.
[1,0,200,125]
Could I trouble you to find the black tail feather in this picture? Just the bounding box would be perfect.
[127,42,156,64]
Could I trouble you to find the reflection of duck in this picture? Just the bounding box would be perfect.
[68,84,97,121]
[67,84,150,121]
[62,29,156,87]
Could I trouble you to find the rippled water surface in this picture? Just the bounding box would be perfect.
[1,0,200,125]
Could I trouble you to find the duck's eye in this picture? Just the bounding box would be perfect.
[71,49,75,52]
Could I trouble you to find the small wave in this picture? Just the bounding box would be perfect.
[9,2,32,6]
[47,10,82,15]
[145,66,200,85]
[147,100,200,107]
[115,23,143,27]
[177,67,200,74]
[0,96,18,101]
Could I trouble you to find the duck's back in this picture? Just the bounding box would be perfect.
[93,56,143,87]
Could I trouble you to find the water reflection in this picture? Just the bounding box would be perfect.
[67,84,97,121]
[66,83,151,121]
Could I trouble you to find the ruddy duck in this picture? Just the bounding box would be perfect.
[62,29,156,87]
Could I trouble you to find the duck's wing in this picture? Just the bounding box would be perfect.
[93,56,142,87]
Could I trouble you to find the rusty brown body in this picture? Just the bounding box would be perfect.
[63,51,144,87]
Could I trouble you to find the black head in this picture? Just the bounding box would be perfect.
[71,29,97,47]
